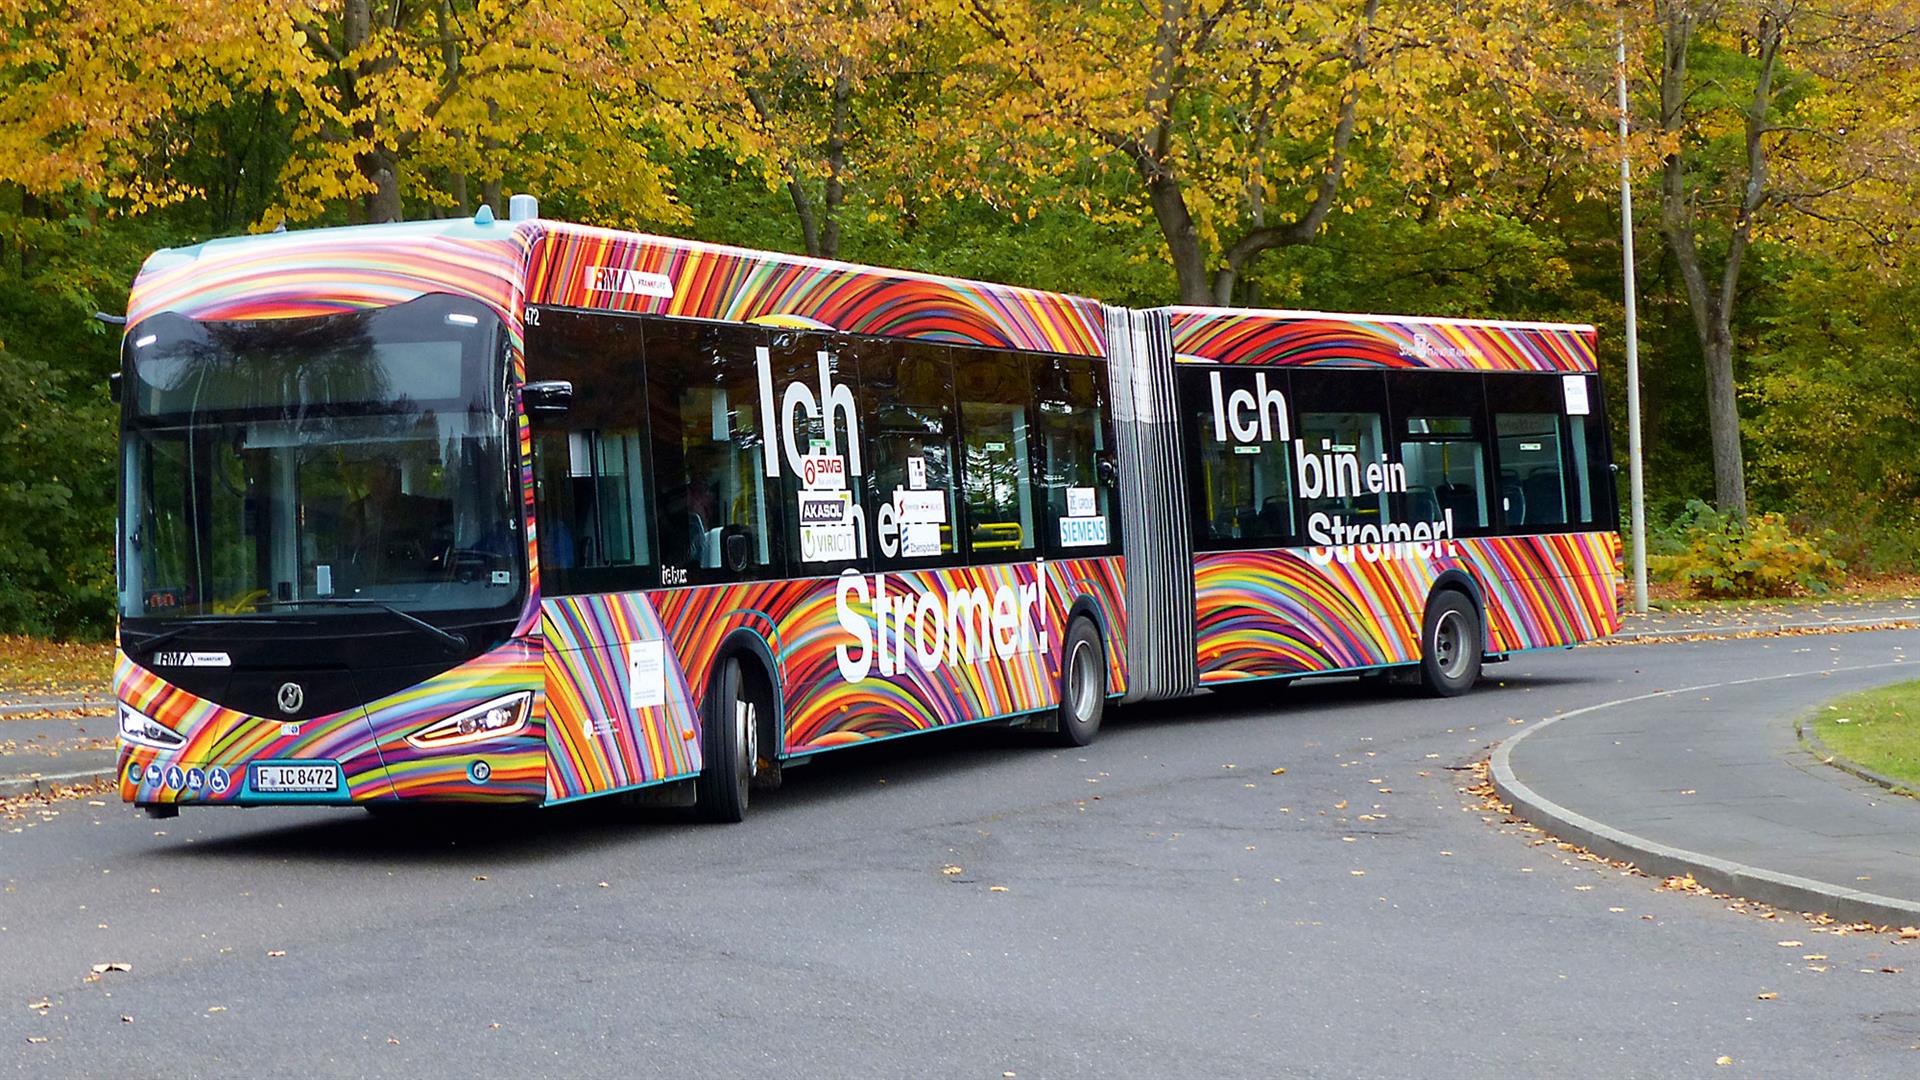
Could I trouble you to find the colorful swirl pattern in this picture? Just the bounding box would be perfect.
[1168,309,1598,372]
[1194,532,1621,682]
[534,557,1129,801]
[115,640,546,805]
[526,223,1108,356]
[541,594,702,800]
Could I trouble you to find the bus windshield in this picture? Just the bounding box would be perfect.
[119,294,521,622]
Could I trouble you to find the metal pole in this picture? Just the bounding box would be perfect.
[1618,19,1649,614]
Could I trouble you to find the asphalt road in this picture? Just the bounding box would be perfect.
[5,630,1920,1079]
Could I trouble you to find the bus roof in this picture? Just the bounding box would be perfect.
[127,215,1111,359]
[522,220,1108,357]
[1158,305,1599,374]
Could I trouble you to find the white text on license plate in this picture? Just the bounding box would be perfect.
[252,763,339,793]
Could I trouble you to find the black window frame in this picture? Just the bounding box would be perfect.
[1384,370,1497,539]
[524,306,657,598]
[1034,352,1124,560]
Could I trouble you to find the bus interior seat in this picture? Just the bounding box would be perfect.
[1435,482,1478,526]
[1406,488,1439,522]
[1256,496,1288,536]
[1524,473,1566,524]
[1500,479,1526,523]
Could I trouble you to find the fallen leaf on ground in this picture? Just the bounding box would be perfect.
[989,885,1009,892]
[1715,1056,1733,1067]
[1777,940,1804,948]
[1271,768,1286,775]
[25,1037,47,1045]
[1756,992,1777,1000]
[941,865,962,875]
[88,962,130,974]
[266,950,286,958]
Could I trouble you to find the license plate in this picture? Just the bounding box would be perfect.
[252,763,340,793]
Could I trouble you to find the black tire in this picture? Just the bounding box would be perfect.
[1419,590,1483,698]
[1053,618,1107,747]
[695,656,758,823]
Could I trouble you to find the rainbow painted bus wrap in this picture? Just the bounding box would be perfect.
[115,215,1127,810]
[1160,307,1623,687]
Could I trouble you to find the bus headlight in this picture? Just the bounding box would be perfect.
[405,692,533,750]
[118,703,186,751]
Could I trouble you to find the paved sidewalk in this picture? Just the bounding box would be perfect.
[0,705,118,796]
[1612,596,1920,641]
[1495,627,1920,927]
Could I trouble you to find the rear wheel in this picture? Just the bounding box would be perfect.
[695,656,758,822]
[1053,618,1107,747]
[1419,591,1483,697]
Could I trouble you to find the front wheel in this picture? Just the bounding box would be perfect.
[695,656,758,822]
[1053,619,1107,747]
[1419,591,1482,698]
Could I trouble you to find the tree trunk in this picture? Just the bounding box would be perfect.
[817,71,851,261]
[1656,2,1768,523]
[1701,329,1748,518]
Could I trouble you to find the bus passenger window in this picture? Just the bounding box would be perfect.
[955,349,1037,560]
[1296,411,1389,527]
[526,310,651,595]
[1495,413,1567,525]
[860,341,959,566]
[766,331,868,572]
[644,319,779,579]
[1400,415,1489,529]
[1035,355,1119,555]
[1185,368,1293,545]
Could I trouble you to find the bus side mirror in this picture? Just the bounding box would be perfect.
[523,380,572,416]
[108,372,123,404]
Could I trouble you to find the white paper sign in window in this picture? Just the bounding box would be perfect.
[901,523,941,558]
[628,640,666,709]
[1060,516,1109,547]
[1066,486,1097,518]
[800,523,859,562]
[894,489,947,524]
[906,456,927,490]
[1561,375,1591,416]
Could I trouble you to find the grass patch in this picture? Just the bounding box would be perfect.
[1813,680,1920,788]
[0,636,114,695]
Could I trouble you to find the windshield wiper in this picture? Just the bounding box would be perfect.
[257,599,469,651]
[124,617,257,655]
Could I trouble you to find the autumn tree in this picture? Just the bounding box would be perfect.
[700,0,960,259]
[1647,0,1920,520]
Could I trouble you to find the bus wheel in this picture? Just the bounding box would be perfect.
[695,656,757,823]
[1053,619,1107,747]
[1419,591,1482,698]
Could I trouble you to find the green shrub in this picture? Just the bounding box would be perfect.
[1648,499,1847,599]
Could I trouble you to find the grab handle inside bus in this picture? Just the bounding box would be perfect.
[523,380,574,416]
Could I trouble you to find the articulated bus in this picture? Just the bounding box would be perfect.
[113,198,1620,820]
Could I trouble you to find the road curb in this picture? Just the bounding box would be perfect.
[1607,615,1920,645]
[0,766,115,797]
[1795,716,1920,800]
[1491,675,1920,930]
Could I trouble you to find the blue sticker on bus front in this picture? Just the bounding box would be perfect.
[468,760,491,784]
[164,765,185,790]
[208,767,230,794]
[186,767,206,791]
[127,761,143,783]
